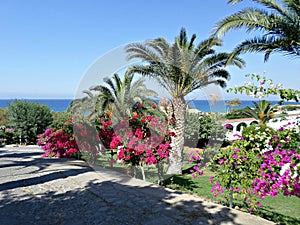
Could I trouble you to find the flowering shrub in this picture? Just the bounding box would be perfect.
[108,106,175,167]
[224,123,233,130]
[37,128,79,158]
[208,123,300,210]
[187,149,204,178]
[252,124,300,198]
[187,123,300,210]
[200,73,300,210]
[37,115,79,158]
[73,118,103,163]
[38,103,174,182]
[95,115,114,149]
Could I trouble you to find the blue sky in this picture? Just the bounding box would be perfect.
[1,0,299,100]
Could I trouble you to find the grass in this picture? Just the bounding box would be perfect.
[81,151,300,225]
[163,170,300,225]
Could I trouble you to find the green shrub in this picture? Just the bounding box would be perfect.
[241,124,275,151]
[184,112,200,147]
[8,100,53,144]
[0,108,9,126]
[184,113,226,148]
[51,111,72,130]
[198,114,226,146]
[281,105,300,111]
[226,108,248,119]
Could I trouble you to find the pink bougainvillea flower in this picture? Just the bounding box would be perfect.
[242,155,247,162]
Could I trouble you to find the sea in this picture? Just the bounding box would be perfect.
[0,99,73,113]
[0,99,299,113]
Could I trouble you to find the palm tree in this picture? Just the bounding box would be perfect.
[213,0,300,62]
[69,73,157,122]
[243,100,276,124]
[91,73,158,121]
[68,90,99,120]
[126,28,244,174]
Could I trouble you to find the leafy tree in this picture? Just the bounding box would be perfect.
[8,100,53,144]
[51,111,72,130]
[0,108,9,126]
[213,0,300,61]
[126,28,244,174]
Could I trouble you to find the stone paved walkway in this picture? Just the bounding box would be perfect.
[0,146,275,225]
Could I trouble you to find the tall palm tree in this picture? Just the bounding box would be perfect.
[243,100,276,124]
[91,73,158,121]
[213,0,300,62]
[126,28,245,174]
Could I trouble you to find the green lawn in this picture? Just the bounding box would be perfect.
[163,171,300,225]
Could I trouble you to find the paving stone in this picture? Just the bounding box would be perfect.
[0,146,275,225]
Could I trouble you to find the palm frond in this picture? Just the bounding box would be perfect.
[214,0,300,60]
[146,38,171,58]
[230,35,299,61]
[213,8,272,38]
[227,0,242,4]
[82,90,94,98]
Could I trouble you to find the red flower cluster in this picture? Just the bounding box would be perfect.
[74,121,101,155]
[38,104,175,167]
[96,116,114,149]
[104,113,175,166]
[37,128,79,158]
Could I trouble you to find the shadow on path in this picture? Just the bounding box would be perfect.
[0,179,243,225]
[0,167,91,192]
[0,148,272,225]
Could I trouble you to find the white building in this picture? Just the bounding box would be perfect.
[223,111,300,141]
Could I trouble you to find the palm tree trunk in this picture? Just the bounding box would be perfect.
[166,96,186,175]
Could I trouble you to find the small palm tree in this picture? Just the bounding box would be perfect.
[69,73,157,121]
[68,90,99,120]
[91,73,158,121]
[126,28,244,174]
[243,100,276,124]
[213,0,300,61]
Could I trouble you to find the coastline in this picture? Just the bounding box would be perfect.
[1,99,300,113]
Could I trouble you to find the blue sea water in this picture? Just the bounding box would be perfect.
[0,99,299,113]
[0,99,73,112]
